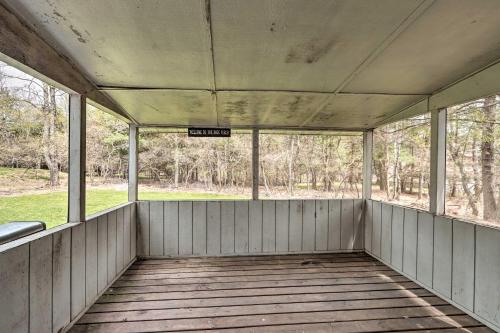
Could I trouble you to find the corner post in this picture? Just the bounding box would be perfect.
[68,94,86,223]
[252,128,259,200]
[128,124,139,202]
[362,130,373,199]
[429,108,447,215]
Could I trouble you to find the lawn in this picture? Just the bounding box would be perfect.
[0,189,247,229]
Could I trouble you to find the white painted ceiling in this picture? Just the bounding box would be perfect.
[3,0,500,129]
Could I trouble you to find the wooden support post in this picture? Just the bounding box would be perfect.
[430,108,447,215]
[252,129,259,200]
[362,130,373,199]
[128,125,138,202]
[68,94,86,223]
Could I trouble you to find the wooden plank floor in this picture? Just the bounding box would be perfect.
[70,253,493,333]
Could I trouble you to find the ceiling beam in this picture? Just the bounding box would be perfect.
[0,2,135,123]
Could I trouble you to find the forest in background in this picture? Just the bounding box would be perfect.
[0,61,498,225]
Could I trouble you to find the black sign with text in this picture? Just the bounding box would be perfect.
[188,128,231,137]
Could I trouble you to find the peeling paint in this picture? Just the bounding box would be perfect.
[69,25,87,44]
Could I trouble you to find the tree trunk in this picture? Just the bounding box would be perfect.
[42,83,59,187]
[481,95,497,220]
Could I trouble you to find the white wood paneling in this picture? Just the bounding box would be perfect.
[275,200,289,252]
[130,203,137,259]
[391,206,404,270]
[179,201,193,255]
[0,244,29,333]
[137,201,150,256]
[372,201,382,257]
[107,210,117,282]
[289,200,303,252]
[262,200,276,252]
[452,220,475,310]
[221,201,235,254]
[341,200,354,250]
[417,211,434,287]
[136,200,365,256]
[433,216,452,298]
[30,236,52,333]
[302,200,316,251]
[85,218,98,306]
[164,201,179,256]
[380,203,392,263]
[207,201,221,255]
[71,223,86,319]
[315,200,328,251]
[249,201,263,253]
[235,201,249,253]
[0,203,136,333]
[124,206,131,262]
[97,215,108,293]
[116,207,125,271]
[353,199,364,250]
[149,201,164,256]
[475,225,500,328]
[193,201,207,255]
[364,200,373,252]
[403,208,418,278]
[52,228,71,333]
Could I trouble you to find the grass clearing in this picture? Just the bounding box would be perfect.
[0,189,246,229]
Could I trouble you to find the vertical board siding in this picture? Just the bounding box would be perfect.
[249,201,263,253]
[417,211,434,287]
[0,203,136,333]
[0,244,29,333]
[380,203,392,263]
[302,200,316,251]
[136,200,365,256]
[137,201,150,256]
[71,223,86,320]
[130,203,137,259]
[235,201,249,253]
[52,228,71,333]
[475,226,500,328]
[97,215,108,293]
[364,200,500,332]
[353,199,364,250]
[452,220,475,310]
[364,200,373,252]
[164,201,179,256]
[372,201,382,257]
[340,200,354,250]
[315,200,328,251]
[106,211,117,282]
[85,218,98,306]
[275,200,289,252]
[433,216,452,298]
[179,201,193,255]
[289,200,303,252]
[149,201,164,256]
[124,206,131,263]
[206,202,221,255]
[221,201,235,254]
[262,200,276,252]
[193,201,207,255]
[328,200,341,250]
[391,206,404,270]
[30,236,52,333]
[116,207,125,271]
[403,208,418,278]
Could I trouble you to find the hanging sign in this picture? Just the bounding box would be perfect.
[188,128,231,137]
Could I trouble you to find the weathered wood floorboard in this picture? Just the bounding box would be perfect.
[70,253,493,333]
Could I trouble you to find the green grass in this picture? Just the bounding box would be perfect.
[0,189,246,229]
